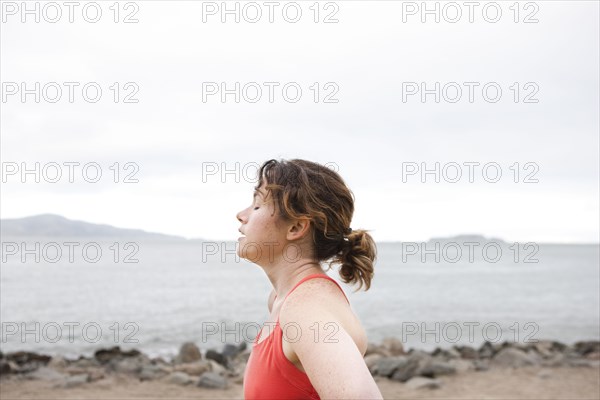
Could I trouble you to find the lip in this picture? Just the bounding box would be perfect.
[238,236,245,241]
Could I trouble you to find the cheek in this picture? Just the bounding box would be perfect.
[249,212,271,231]
[257,215,279,237]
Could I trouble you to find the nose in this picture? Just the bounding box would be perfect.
[236,209,245,224]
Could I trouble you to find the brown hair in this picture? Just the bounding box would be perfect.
[255,159,376,292]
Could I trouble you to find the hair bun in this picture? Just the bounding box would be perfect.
[336,228,376,292]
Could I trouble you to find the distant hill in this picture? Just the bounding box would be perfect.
[427,234,508,245]
[378,235,598,246]
[0,214,186,240]
[378,234,510,245]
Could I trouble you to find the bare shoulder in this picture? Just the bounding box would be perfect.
[280,277,368,356]
[290,276,348,302]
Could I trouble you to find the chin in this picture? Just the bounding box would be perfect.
[238,245,262,264]
[236,246,252,262]
[236,243,245,260]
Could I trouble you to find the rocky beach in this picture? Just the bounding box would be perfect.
[1,338,599,399]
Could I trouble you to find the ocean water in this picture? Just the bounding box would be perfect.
[1,239,598,360]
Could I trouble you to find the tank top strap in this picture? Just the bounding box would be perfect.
[282,273,350,304]
[254,274,350,344]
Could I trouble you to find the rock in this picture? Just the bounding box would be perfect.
[205,349,227,367]
[197,371,229,389]
[405,376,442,390]
[455,346,479,360]
[6,361,21,374]
[62,366,103,382]
[365,342,391,357]
[94,347,140,364]
[389,350,432,382]
[222,343,246,360]
[230,362,245,379]
[151,356,169,365]
[207,360,226,376]
[364,353,383,374]
[166,372,193,385]
[71,357,100,368]
[574,341,600,356]
[448,359,474,373]
[139,364,170,381]
[432,347,461,360]
[25,366,67,381]
[531,342,552,358]
[47,356,68,370]
[176,342,202,364]
[563,347,583,360]
[6,352,51,366]
[238,341,248,353]
[585,351,600,360]
[531,340,566,358]
[87,368,105,382]
[431,347,443,357]
[7,361,37,374]
[525,349,543,364]
[374,356,409,377]
[60,374,89,388]
[409,350,432,361]
[420,360,457,377]
[478,341,495,358]
[567,359,598,368]
[540,353,566,367]
[221,343,238,358]
[0,360,11,375]
[237,351,251,364]
[492,348,538,368]
[390,358,421,383]
[112,356,144,374]
[64,366,88,375]
[447,347,462,359]
[5,352,51,373]
[174,361,212,376]
[473,359,490,371]
[382,337,405,356]
[502,341,531,351]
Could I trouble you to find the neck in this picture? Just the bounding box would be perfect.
[263,259,325,300]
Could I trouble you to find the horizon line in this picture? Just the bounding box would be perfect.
[1,213,598,245]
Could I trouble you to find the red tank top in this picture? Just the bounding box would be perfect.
[243,273,350,400]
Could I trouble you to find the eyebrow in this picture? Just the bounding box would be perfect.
[253,189,264,199]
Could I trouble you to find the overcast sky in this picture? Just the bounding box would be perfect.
[1,0,598,243]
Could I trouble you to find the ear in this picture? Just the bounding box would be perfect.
[286,217,311,241]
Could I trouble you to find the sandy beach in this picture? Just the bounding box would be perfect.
[1,365,599,399]
[1,338,599,400]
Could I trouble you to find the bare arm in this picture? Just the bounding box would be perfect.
[280,301,383,399]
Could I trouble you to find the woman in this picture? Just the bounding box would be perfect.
[237,159,384,399]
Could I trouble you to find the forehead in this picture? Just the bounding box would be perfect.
[253,186,267,200]
[253,184,275,206]
[253,180,269,197]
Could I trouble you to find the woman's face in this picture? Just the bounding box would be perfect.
[236,183,288,264]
